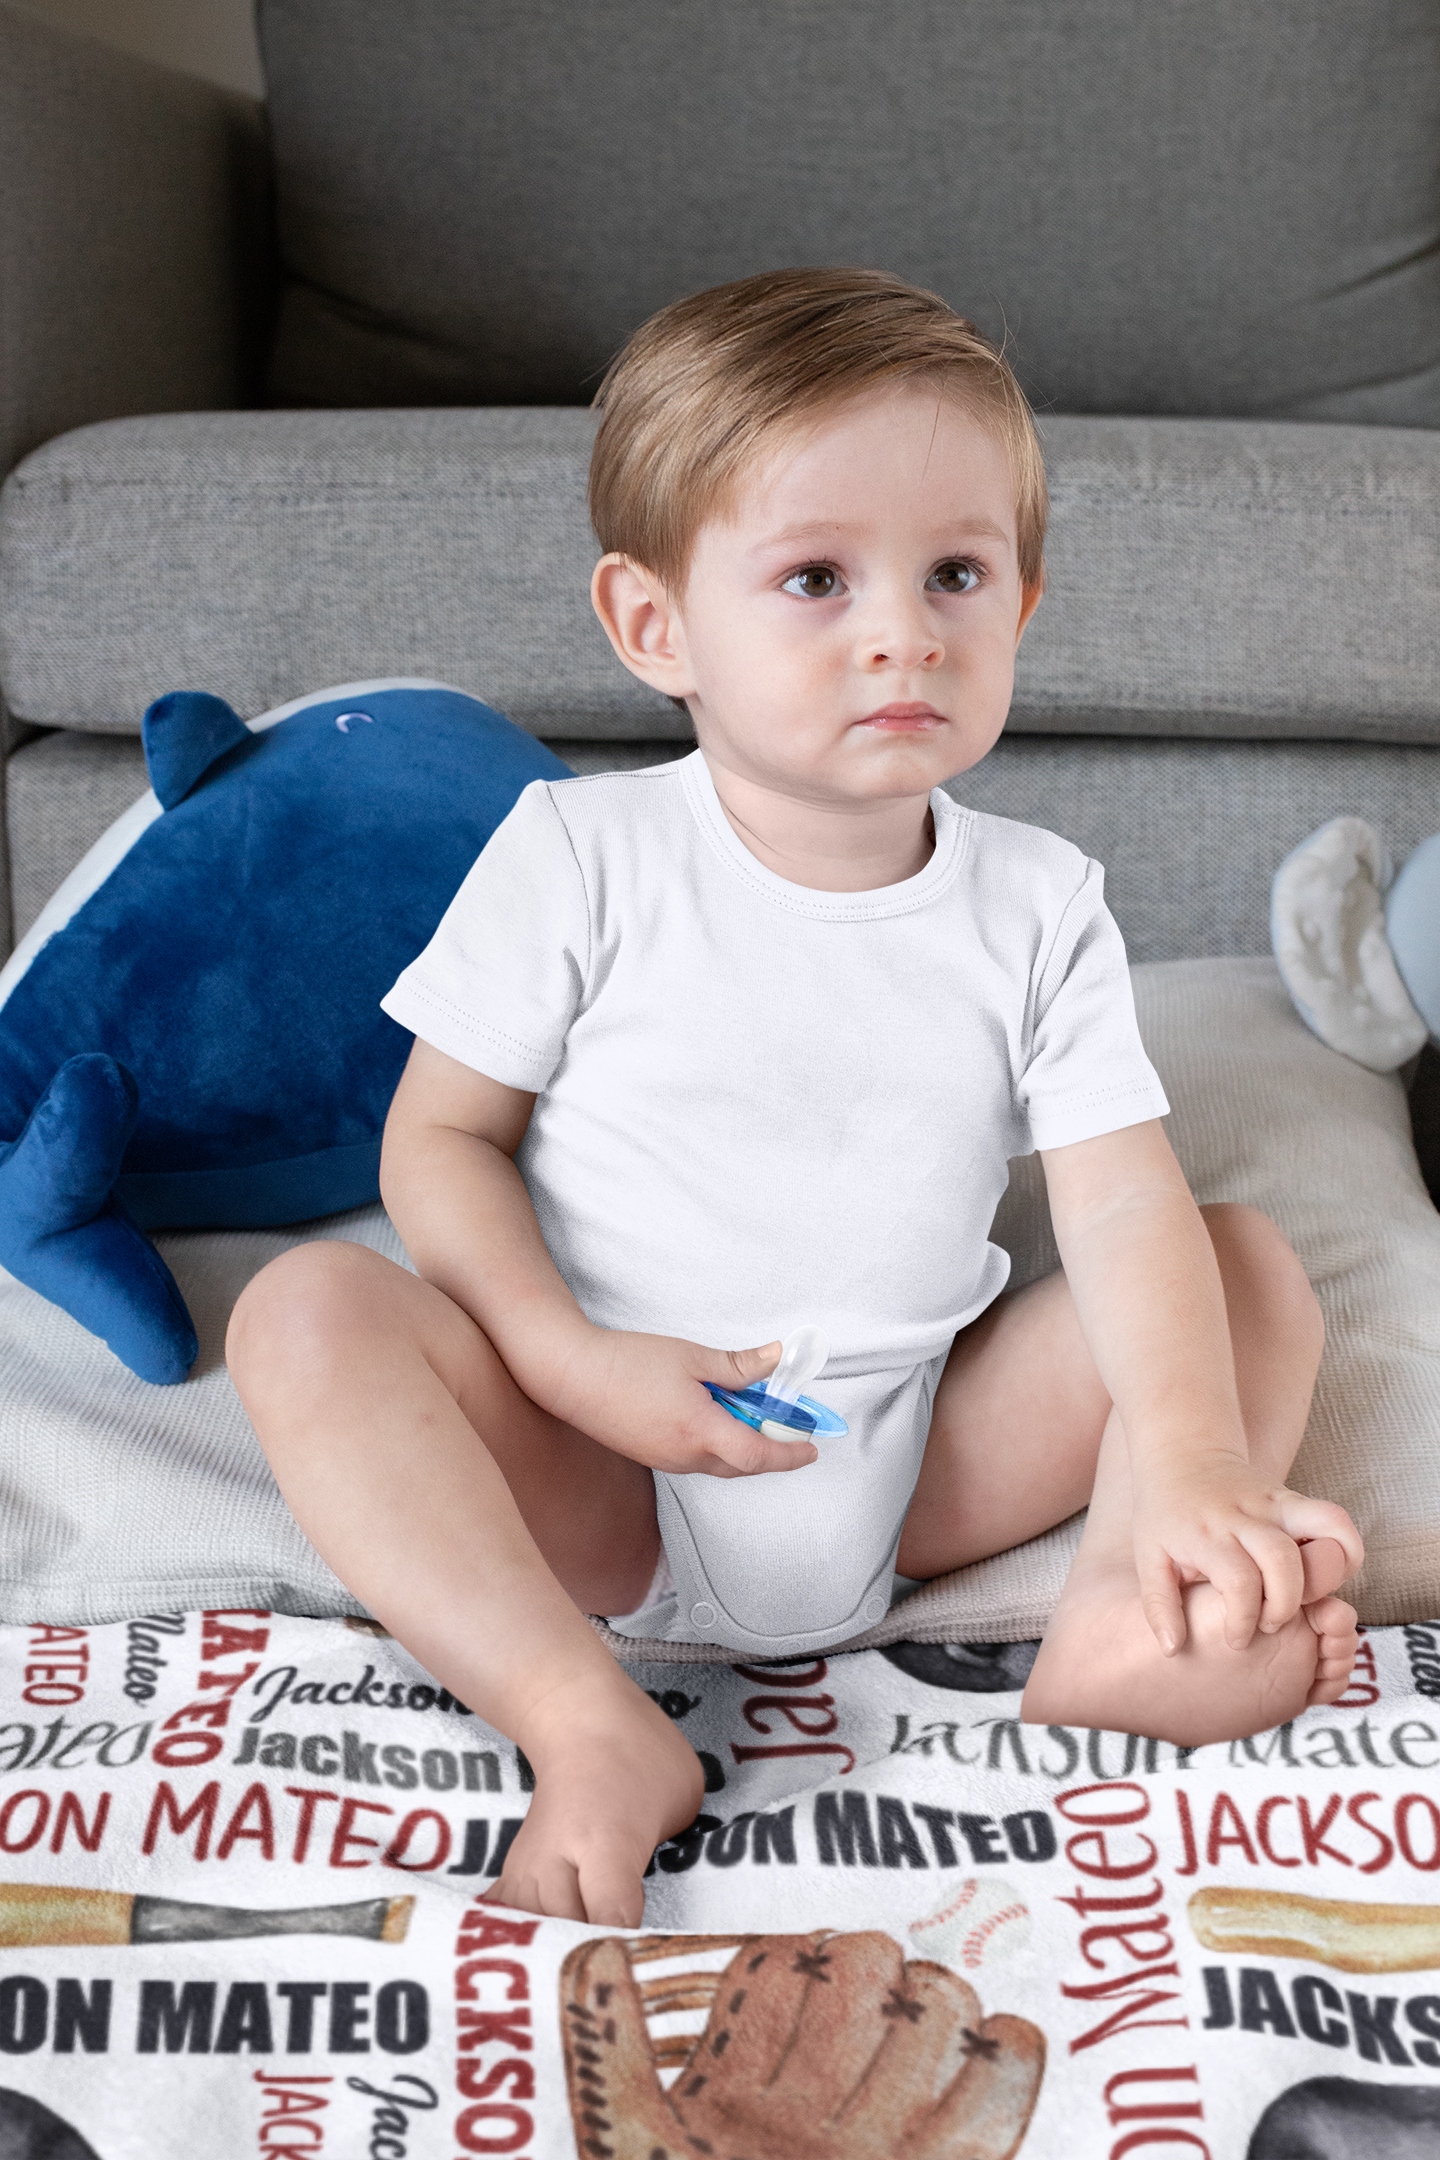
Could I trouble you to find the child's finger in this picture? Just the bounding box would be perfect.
[705,1419,817,1477]
[703,1341,784,1389]
[1137,1552,1186,1656]
[1235,1522,1306,1633]
[1275,1493,1365,1580]
[1206,1543,1265,1650]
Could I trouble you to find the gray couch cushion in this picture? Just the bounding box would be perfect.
[4,410,1439,743]
[258,0,1440,425]
[11,724,1440,969]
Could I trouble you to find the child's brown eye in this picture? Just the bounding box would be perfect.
[782,566,841,599]
[927,561,981,594]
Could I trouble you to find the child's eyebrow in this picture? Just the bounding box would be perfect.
[749,516,1014,555]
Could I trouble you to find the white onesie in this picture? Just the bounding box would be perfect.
[381,751,1169,1654]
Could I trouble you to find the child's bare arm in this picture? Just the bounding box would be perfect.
[379,1039,810,1477]
[1040,1120,1361,1655]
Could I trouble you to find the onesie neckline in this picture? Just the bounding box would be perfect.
[678,748,968,922]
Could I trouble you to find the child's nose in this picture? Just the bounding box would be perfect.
[861,611,944,671]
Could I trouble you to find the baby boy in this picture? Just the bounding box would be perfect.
[229,267,1362,1927]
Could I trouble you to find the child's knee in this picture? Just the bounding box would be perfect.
[1200,1201,1324,1361]
[227,1239,388,1388]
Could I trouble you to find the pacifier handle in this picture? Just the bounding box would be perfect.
[766,1325,829,1406]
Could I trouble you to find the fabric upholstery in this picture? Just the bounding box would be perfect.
[2,958,1436,1634]
[0,1,269,487]
[11,726,1440,969]
[258,0,1440,427]
[5,410,1439,745]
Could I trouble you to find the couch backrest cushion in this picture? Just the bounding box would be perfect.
[4,410,1437,744]
[259,0,1440,427]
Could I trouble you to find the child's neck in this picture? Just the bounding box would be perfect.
[701,751,936,893]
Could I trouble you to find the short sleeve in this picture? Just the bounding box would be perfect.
[1017,860,1170,1152]
[380,780,588,1091]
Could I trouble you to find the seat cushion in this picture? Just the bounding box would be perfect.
[258,0,1440,426]
[1,957,1435,1638]
[10,724,1440,969]
[5,410,1439,744]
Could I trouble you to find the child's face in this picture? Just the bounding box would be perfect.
[594,383,1041,805]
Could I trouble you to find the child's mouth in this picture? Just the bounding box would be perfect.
[858,703,946,731]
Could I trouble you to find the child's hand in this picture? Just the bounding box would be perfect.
[1130,1453,1363,1654]
[550,1329,818,1478]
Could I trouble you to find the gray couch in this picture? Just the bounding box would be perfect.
[0,0,1437,1631]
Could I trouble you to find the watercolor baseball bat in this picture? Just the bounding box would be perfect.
[1189,1886,1440,1974]
[0,1882,414,1948]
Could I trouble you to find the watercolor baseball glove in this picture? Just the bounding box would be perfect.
[561,1928,1046,2159]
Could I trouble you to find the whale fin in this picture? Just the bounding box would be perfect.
[142,691,251,810]
[0,1055,198,1384]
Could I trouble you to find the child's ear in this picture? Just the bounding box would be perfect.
[590,554,697,698]
[1015,577,1044,647]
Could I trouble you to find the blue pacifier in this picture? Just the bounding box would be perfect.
[705,1324,849,1440]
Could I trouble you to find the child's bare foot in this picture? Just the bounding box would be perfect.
[1022,1560,1360,1748]
[489,1668,704,1925]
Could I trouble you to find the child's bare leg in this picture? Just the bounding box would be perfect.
[227,1240,703,1923]
[900,1204,1358,1745]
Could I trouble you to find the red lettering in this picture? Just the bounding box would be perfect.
[455,2103,531,2154]
[142,1780,220,1859]
[0,1790,50,1853]
[1346,1791,1395,1875]
[456,2008,532,2051]
[1104,2064,1203,2126]
[1174,1791,1198,1877]
[255,2083,332,2115]
[1110,2135,1211,2158]
[1056,1783,1151,1827]
[49,1789,109,1855]
[1063,1965,1188,2053]
[742,1694,838,1736]
[1066,1831,1159,1881]
[160,1698,231,1731]
[1079,1919,1175,1969]
[201,1621,270,1659]
[195,1662,259,1699]
[151,1729,225,1768]
[1059,1881,1165,1919]
[730,1742,857,1772]
[1397,1793,1440,1871]
[285,1786,340,1864]
[330,1795,393,1868]
[216,1781,276,1862]
[457,2058,535,2103]
[457,1960,529,2004]
[1205,1794,1258,1867]
[383,1808,451,1871]
[1297,1794,1353,1868]
[1333,1633,1379,1709]
[1256,1796,1300,1869]
[456,1910,539,1953]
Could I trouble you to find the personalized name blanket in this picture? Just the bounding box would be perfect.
[0,1609,1436,2158]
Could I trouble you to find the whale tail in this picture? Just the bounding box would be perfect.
[0,1054,198,1384]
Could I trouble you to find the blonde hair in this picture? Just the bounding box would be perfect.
[589,266,1047,592]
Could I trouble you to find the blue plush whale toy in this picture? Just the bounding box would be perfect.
[0,679,568,1384]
